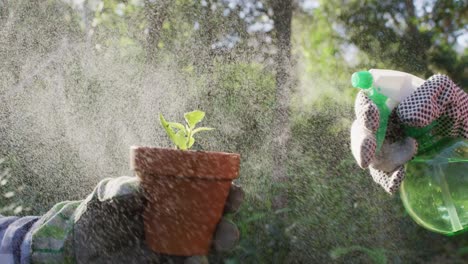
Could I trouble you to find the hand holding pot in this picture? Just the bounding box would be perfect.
[28,176,244,264]
[351,74,468,193]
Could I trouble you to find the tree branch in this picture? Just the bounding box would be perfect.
[145,0,172,64]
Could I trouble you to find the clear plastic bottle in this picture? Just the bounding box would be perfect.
[400,138,468,235]
[352,69,468,235]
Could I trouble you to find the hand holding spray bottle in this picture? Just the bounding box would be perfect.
[351,69,468,235]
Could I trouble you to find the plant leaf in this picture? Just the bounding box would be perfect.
[184,110,205,129]
[168,122,185,131]
[160,114,177,145]
[245,212,267,223]
[174,130,187,150]
[192,127,214,135]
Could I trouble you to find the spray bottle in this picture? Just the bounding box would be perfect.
[352,69,468,236]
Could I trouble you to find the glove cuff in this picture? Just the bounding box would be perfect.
[30,200,81,263]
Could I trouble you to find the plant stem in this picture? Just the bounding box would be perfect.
[186,127,192,149]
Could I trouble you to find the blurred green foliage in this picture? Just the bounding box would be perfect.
[321,0,467,88]
[330,246,387,264]
[0,0,467,263]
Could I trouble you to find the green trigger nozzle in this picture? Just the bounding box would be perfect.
[351,71,373,89]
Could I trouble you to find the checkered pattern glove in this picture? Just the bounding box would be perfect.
[351,74,468,194]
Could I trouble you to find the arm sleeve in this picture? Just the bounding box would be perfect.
[0,215,40,264]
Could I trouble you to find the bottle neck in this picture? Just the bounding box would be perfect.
[404,121,445,155]
[405,127,466,159]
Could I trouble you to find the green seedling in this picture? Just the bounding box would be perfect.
[160,110,214,150]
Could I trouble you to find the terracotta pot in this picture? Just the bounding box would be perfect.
[130,146,240,256]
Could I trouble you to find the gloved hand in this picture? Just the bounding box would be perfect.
[351,74,468,194]
[28,176,244,264]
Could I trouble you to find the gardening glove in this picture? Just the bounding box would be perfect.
[351,74,468,194]
[28,176,244,264]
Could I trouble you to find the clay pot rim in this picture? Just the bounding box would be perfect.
[130,146,240,180]
[130,145,238,156]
